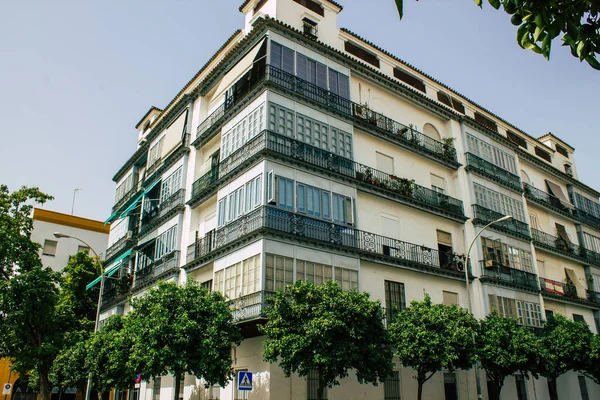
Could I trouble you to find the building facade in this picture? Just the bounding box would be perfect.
[31,208,110,272]
[101,1,600,399]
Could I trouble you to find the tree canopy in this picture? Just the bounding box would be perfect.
[476,311,539,400]
[394,0,600,69]
[261,281,393,400]
[585,333,600,385]
[537,314,593,400]
[388,294,478,400]
[127,281,241,400]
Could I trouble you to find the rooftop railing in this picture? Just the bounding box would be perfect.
[465,153,522,192]
[194,65,458,165]
[189,130,465,219]
[186,205,467,278]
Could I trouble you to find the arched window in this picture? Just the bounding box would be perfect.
[521,170,531,185]
[423,123,441,141]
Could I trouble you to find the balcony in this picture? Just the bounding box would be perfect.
[523,183,575,220]
[587,290,600,304]
[230,290,275,323]
[572,208,600,231]
[465,153,522,193]
[105,233,136,262]
[140,189,185,233]
[480,261,539,292]
[194,65,459,167]
[531,228,600,266]
[188,130,466,220]
[100,274,132,308]
[472,204,531,240]
[133,251,180,289]
[112,185,140,214]
[539,277,580,300]
[186,206,469,279]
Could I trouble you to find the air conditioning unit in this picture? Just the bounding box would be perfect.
[453,255,467,272]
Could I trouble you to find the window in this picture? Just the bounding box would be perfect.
[437,91,465,113]
[535,146,552,163]
[270,42,294,74]
[161,167,182,203]
[385,281,406,325]
[265,254,293,291]
[489,295,517,319]
[307,369,327,400]
[148,137,164,167]
[218,198,226,226]
[376,152,394,175]
[153,378,161,400]
[296,260,333,286]
[335,268,358,291]
[345,41,380,68]
[578,376,590,400]
[241,255,260,295]
[443,291,459,306]
[328,69,350,99]
[293,0,324,16]
[431,174,446,194]
[115,173,135,203]
[474,112,498,132]
[302,18,318,38]
[201,280,213,292]
[556,144,569,158]
[155,225,177,260]
[384,371,401,400]
[393,67,426,92]
[583,232,600,254]
[516,375,529,400]
[277,177,294,210]
[297,114,329,150]
[564,163,573,176]
[516,301,542,327]
[443,373,458,400]
[507,131,528,149]
[545,309,554,320]
[474,184,525,222]
[221,104,265,159]
[244,175,262,212]
[573,314,586,325]
[227,186,245,222]
[224,262,241,299]
[42,239,58,257]
[572,192,600,219]
[218,175,263,226]
[297,54,327,88]
[77,245,90,255]
[467,134,517,174]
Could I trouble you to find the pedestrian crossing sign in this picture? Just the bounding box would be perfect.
[238,371,253,391]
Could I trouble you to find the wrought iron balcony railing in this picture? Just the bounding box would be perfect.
[194,65,458,165]
[229,290,276,323]
[105,233,136,262]
[188,130,465,219]
[465,153,522,192]
[523,183,573,216]
[530,228,600,265]
[472,204,531,240]
[587,289,600,304]
[141,189,185,228]
[539,277,578,299]
[133,251,180,289]
[112,185,140,214]
[479,261,539,291]
[572,208,600,231]
[186,206,468,278]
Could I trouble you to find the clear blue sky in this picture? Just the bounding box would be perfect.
[1,0,598,221]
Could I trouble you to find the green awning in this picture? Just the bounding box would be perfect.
[119,180,160,219]
[104,211,119,225]
[85,250,133,290]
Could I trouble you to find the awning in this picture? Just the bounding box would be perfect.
[214,38,266,97]
[133,233,157,251]
[104,211,119,225]
[119,180,161,218]
[555,223,573,246]
[85,250,133,290]
[565,268,586,291]
[546,179,574,209]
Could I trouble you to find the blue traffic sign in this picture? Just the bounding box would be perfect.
[237,371,253,391]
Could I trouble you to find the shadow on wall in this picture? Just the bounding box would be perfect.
[188,371,271,400]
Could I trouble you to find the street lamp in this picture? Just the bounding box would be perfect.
[54,232,104,400]
[463,215,512,400]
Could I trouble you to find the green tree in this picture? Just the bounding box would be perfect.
[86,315,135,397]
[127,281,241,400]
[0,264,65,400]
[261,281,393,400]
[585,334,600,384]
[0,185,52,278]
[388,295,478,400]
[538,314,592,400]
[394,0,600,69]
[476,311,539,400]
[50,331,90,396]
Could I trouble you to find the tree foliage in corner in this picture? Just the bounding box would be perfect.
[261,281,393,400]
[394,0,600,69]
[388,294,477,400]
[50,331,90,395]
[537,314,592,400]
[127,281,241,400]
[476,311,540,400]
[585,333,600,384]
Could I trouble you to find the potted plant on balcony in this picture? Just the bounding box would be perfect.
[389,175,415,198]
[442,137,456,160]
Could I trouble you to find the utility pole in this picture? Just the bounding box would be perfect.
[71,188,82,215]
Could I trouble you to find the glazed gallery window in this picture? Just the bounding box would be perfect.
[265,253,358,292]
[474,183,525,222]
[467,134,517,174]
[148,136,164,167]
[489,295,542,328]
[270,41,350,99]
[154,225,177,260]
[161,167,182,203]
[213,254,261,299]
[221,103,265,159]
[268,103,353,158]
[481,236,533,272]
[217,175,263,226]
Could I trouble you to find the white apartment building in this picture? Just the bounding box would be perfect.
[32,208,109,272]
[101,1,600,399]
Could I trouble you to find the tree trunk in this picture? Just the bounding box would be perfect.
[488,380,503,400]
[98,392,103,400]
[417,379,424,400]
[173,372,181,400]
[317,379,325,400]
[38,365,52,400]
[547,378,559,400]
